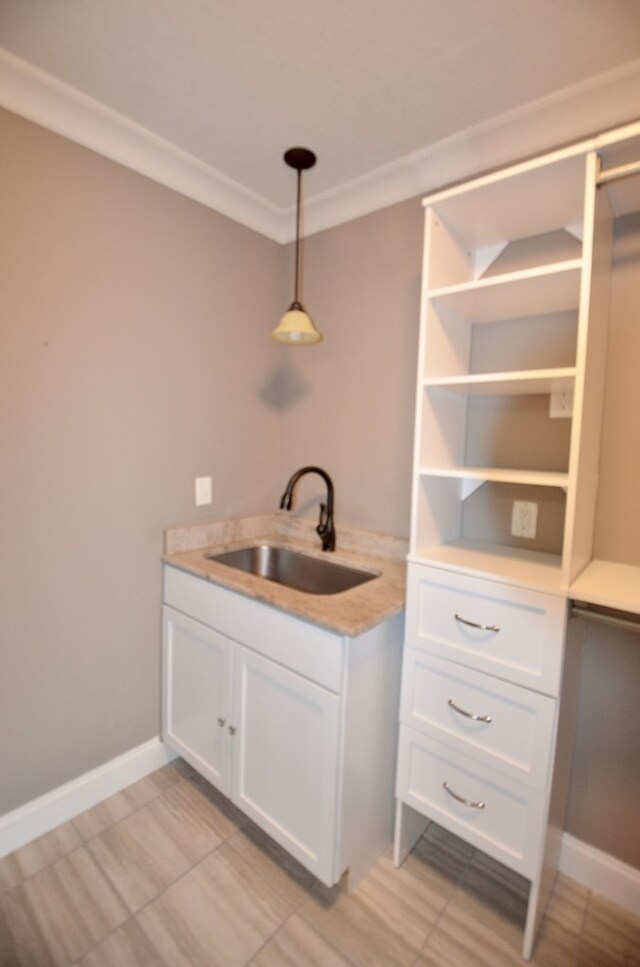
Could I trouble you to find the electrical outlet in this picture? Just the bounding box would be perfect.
[511,500,538,539]
[549,387,573,418]
[195,476,212,506]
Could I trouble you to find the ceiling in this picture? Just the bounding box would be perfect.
[1,0,640,239]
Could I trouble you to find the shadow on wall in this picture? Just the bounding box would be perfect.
[259,360,313,411]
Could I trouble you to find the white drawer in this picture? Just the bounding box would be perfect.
[396,725,546,878]
[164,565,344,693]
[406,564,567,695]
[399,649,557,791]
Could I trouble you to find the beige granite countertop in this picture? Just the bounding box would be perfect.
[163,513,407,637]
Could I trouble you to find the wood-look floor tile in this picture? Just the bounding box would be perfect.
[71,761,193,843]
[87,795,220,913]
[218,821,317,919]
[299,863,424,967]
[165,772,247,841]
[544,873,590,935]
[135,848,284,967]
[248,912,355,966]
[351,845,454,953]
[166,756,196,779]
[117,762,184,810]
[456,851,529,927]
[419,822,476,878]
[0,822,81,893]
[72,791,138,842]
[577,894,640,966]
[0,846,128,967]
[79,919,162,967]
[415,897,525,967]
[528,917,580,967]
[0,897,20,966]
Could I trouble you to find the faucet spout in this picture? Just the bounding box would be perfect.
[279,466,336,552]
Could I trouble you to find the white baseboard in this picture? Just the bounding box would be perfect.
[559,831,640,917]
[0,737,177,859]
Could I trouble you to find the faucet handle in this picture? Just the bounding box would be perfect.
[317,502,328,534]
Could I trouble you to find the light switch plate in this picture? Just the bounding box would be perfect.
[195,476,212,506]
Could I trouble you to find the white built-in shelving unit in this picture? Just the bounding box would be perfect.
[394,121,640,961]
[408,144,615,594]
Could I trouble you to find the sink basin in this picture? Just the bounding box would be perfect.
[205,544,379,595]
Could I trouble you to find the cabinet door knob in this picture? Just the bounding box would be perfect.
[217,717,226,728]
[443,782,485,810]
[454,613,500,633]
[448,698,492,723]
[228,725,236,736]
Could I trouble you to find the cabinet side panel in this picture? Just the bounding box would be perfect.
[523,614,585,958]
[338,615,404,888]
[563,153,613,585]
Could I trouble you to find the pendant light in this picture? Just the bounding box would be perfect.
[271,147,323,344]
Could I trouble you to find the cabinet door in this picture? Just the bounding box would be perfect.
[231,646,341,886]
[162,606,233,796]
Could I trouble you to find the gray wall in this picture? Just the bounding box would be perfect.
[1,108,638,872]
[0,108,284,813]
[276,202,422,535]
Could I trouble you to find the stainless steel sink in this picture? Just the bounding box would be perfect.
[205,544,379,595]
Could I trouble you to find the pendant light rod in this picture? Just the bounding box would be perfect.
[294,165,302,303]
[284,147,316,308]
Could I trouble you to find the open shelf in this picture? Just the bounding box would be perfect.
[423,149,587,255]
[428,260,582,323]
[570,560,640,617]
[411,146,609,589]
[420,467,569,489]
[424,368,576,396]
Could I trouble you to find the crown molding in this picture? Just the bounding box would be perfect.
[0,49,289,242]
[302,59,640,237]
[2,47,639,244]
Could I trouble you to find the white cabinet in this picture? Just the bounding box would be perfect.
[396,565,566,874]
[163,605,341,882]
[410,145,610,591]
[395,564,578,959]
[394,142,612,960]
[162,564,403,888]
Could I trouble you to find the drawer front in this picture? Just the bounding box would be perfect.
[396,725,546,878]
[406,564,567,695]
[400,649,557,791]
[164,565,344,692]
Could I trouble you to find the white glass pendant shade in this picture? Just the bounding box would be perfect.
[271,303,323,344]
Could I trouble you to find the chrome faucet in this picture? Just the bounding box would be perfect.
[279,466,336,552]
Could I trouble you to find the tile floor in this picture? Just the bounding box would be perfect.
[0,760,638,966]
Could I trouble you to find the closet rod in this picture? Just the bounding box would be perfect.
[597,159,640,186]
[571,604,640,634]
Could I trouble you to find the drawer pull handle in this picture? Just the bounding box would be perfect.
[228,725,237,736]
[454,613,500,633]
[448,699,492,723]
[217,717,226,728]
[443,782,485,810]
